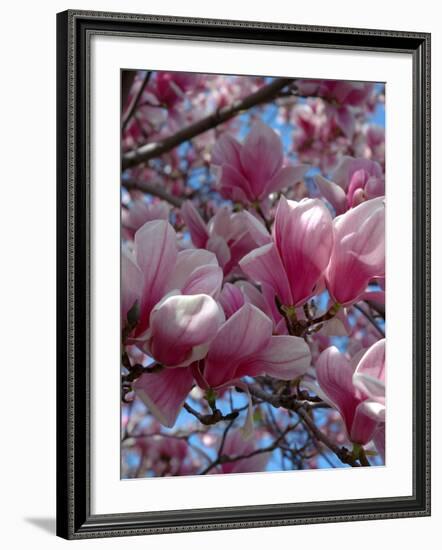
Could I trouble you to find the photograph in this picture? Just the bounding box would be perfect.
[0,1,435,547]
[120,70,386,478]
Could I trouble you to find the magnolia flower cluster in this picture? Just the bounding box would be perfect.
[123,123,384,443]
[121,74,386,475]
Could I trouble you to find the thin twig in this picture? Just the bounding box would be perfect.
[365,299,385,319]
[200,424,295,475]
[353,303,385,338]
[247,384,360,467]
[122,71,152,131]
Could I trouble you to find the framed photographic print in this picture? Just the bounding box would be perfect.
[56,10,431,539]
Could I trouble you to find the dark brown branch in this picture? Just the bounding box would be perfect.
[122,77,295,170]
[121,362,164,383]
[183,402,240,426]
[122,71,152,131]
[365,299,385,319]
[123,179,183,208]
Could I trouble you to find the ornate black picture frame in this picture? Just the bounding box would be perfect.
[56,10,431,540]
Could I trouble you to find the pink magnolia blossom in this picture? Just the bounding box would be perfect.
[121,73,387,476]
[365,125,385,166]
[203,303,311,388]
[135,303,311,428]
[315,156,384,213]
[355,124,385,167]
[122,221,224,361]
[336,157,384,207]
[240,196,334,308]
[134,366,195,428]
[352,339,386,422]
[316,339,385,445]
[181,200,270,275]
[152,72,200,109]
[142,293,224,367]
[292,100,351,171]
[212,122,309,204]
[325,197,385,306]
[296,80,375,109]
[295,80,375,139]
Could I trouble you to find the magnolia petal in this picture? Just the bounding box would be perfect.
[350,401,379,444]
[330,156,355,189]
[359,290,385,304]
[316,346,360,437]
[148,294,223,367]
[121,247,143,323]
[211,133,242,167]
[204,304,272,388]
[165,248,218,293]
[273,196,334,306]
[134,220,178,330]
[353,374,385,403]
[125,199,170,232]
[219,283,246,318]
[239,243,293,306]
[217,164,253,203]
[326,197,385,306]
[134,367,194,428]
[365,176,385,199]
[314,174,347,215]
[316,347,356,400]
[353,338,385,400]
[356,338,386,378]
[236,280,273,319]
[206,235,231,269]
[336,106,355,139]
[208,205,234,241]
[239,335,311,380]
[240,122,284,198]
[180,201,209,248]
[240,210,272,247]
[358,400,386,422]
[181,264,223,298]
[266,165,310,195]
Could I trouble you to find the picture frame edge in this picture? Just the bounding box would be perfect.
[56,10,431,540]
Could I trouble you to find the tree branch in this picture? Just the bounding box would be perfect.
[122,71,152,131]
[183,402,241,426]
[123,179,183,208]
[246,383,360,467]
[200,423,295,475]
[365,299,385,319]
[122,77,295,170]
